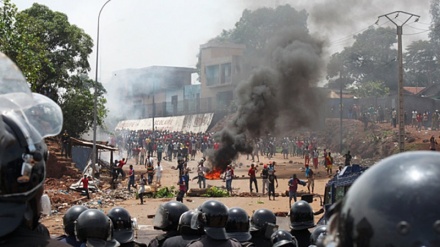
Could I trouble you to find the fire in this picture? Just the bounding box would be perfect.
[205,168,223,180]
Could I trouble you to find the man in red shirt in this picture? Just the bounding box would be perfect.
[116,158,126,179]
[80,175,90,199]
[248,163,259,194]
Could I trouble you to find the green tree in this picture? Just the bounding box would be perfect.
[404,40,438,86]
[218,5,308,53]
[197,5,309,72]
[327,26,398,91]
[352,81,390,98]
[0,1,106,138]
[430,0,440,59]
[59,75,107,138]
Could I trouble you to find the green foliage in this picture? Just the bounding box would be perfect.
[0,2,107,138]
[352,81,390,98]
[327,26,398,91]
[219,5,308,51]
[155,186,176,198]
[203,4,308,70]
[405,40,439,86]
[201,187,229,197]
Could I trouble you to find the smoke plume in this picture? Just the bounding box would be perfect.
[209,27,326,170]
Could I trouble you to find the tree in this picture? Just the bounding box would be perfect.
[327,26,398,91]
[352,81,390,98]
[430,0,440,59]
[60,76,107,138]
[219,5,308,53]
[198,4,309,72]
[0,1,107,138]
[404,40,438,86]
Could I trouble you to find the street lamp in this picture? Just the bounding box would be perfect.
[92,0,112,172]
[376,11,420,153]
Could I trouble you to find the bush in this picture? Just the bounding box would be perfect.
[155,186,176,198]
[201,187,229,197]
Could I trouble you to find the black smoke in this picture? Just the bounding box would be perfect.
[209,27,326,170]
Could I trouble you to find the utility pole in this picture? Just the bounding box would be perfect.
[340,73,343,154]
[93,0,112,175]
[376,11,420,153]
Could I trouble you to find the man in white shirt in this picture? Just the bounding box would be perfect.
[154,161,163,187]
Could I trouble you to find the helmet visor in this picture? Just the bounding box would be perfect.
[0,92,63,146]
[153,205,170,230]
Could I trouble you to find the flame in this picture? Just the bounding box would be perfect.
[205,168,223,180]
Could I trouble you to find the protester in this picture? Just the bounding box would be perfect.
[80,175,90,199]
[248,163,259,194]
[224,164,234,196]
[154,161,163,187]
[127,165,136,192]
[288,174,306,209]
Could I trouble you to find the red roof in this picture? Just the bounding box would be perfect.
[403,87,425,95]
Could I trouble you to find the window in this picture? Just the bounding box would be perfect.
[206,65,219,86]
[335,186,345,202]
[220,63,231,84]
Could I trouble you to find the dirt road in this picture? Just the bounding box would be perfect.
[41,151,331,243]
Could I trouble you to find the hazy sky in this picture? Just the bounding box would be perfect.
[12,0,432,84]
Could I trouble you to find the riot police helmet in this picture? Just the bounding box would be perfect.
[310,225,326,245]
[226,207,252,242]
[324,151,440,247]
[191,200,229,240]
[107,207,135,244]
[153,201,189,231]
[63,205,88,236]
[0,52,63,237]
[178,210,201,235]
[250,208,277,232]
[74,209,115,245]
[271,230,298,247]
[289,200,315,230]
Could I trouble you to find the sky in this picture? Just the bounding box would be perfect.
[12,0,432,84]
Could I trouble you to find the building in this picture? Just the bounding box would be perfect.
[199,41,246,111]
[106,66,196,119]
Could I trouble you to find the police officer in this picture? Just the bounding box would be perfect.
[249,209,278,247]
[0,52,67,246]
[226,207,254,247]
[107,207,146,247]
[75,209,119,247]
[187,200,242,247]
[323,151,440,246]
[58,205,89,246]
[308,225,326,247]
[148,201,189,247]
[270,230,297,247]
[162,211,202,247]
[289,201,315,247]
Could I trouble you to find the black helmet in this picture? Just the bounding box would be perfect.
[271,230,297,247]
[0,52,63,238]
[289,200,315,230]
[226,207,251,242]
[107,207,134,244]
[75,209,114,243]
[63,205,88,236]
[324,151,440,247]
[153,201,189,231]
[310,225,326,245]
[250,208,277,232]
[178,210,201,236]
[191,200,229,240]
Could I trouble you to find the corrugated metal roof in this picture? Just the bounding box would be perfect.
[70,137,118,151]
